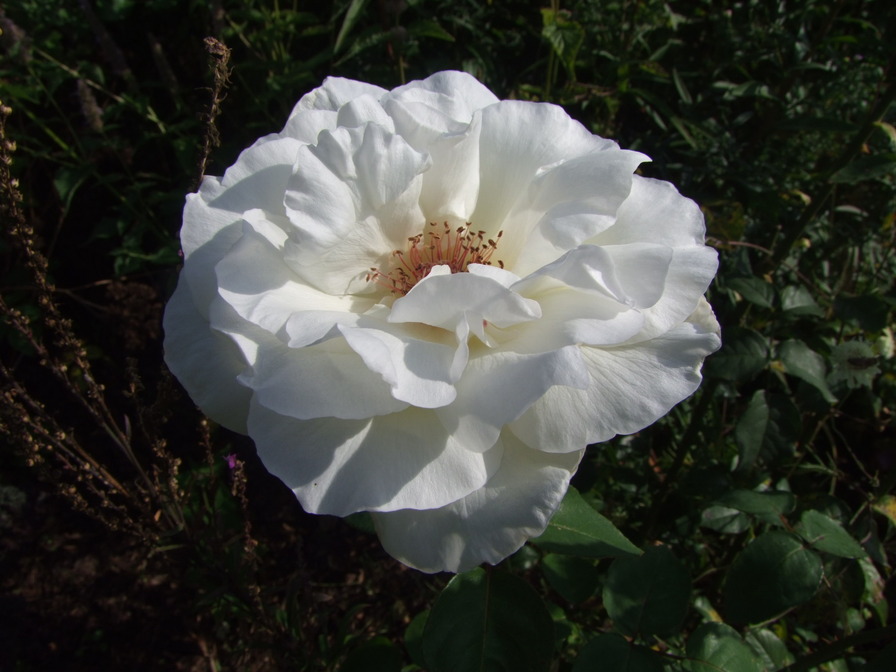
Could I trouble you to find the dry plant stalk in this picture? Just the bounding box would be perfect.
[195,37,231,188]
[0,101,184,539]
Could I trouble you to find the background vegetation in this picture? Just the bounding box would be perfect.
[1,0,894,670]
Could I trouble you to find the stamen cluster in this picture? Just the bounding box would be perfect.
[368,221,503,295]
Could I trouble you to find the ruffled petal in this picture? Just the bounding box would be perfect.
[336,94,396,132]
[415,112,482,222]
[436,345,590,453]
[248,400,503,516]
[631,245,718,342]
[594,175,707,247]
[179,135,304,311]
[389,266,541,341]
[372,433,583,573]
[471,101,618,237]
[215,221,370,340]
[282,77,386,142]
[339,323,458,408]
[509,298,721,452]
[517,243,673,309]
[163,275,251,433]
[209,135,305,220]
[283,124,430,294]
[384,70,499,148]
[287,76,387,115]
[497,286,644,354]
[509,149,648,274]
[244,337,408,421]
[593,177,718,341]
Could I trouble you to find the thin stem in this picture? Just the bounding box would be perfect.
[768,73,896,269]
[644,379,718,539]
[780,624,896,672]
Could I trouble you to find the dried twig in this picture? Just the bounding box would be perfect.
[195,37,231,189]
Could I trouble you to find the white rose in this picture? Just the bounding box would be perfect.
[164,71,721,573]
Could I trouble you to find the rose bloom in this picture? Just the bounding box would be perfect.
[164,71,720,573]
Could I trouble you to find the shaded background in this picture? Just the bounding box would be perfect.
[1,0,894,670]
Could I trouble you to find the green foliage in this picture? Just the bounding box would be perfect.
[603,546,691,638]
[532,485,641,558]
[685,623,765,672]
[2,0,894,670]
[723,531,825,625]
[422,568,554,672]
[573,632,666,672]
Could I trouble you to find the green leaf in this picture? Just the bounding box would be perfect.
[780,286,823,316]
[542,554,600,604]
[829,153,896,183]
[723,532,823,625]
[53,166,89,220]
[875,121,896,147]
[705,327,769,382]
[541,9,584,81]
[603,546,691,638]
[684,623,765,672]
[334,0,370,54]
[715,489,796,517]
[533,487,641,558]
[729,277,775,308]
[404,610,428,667]
[573,633,666,672]
[339,636,402,672]
[333,25,391,66]
[744,628,795,670]
[734,391,801,471]
[779,339,836,403]
[701,505,751,534]
[408,19,455,42]
[422,568,554,672]
[795,510,866,559]
[672,68,693,105]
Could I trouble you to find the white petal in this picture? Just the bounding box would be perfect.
[282,78,386,143]
[212,135,305,217]
[248,400,502,516]
[215,222,370,340]
[179,135,303,311]
[372,432,584,573]
[594,175,707,247]
[510,301,722,451]
[436,346,590,453]
[384,70,499,147]
[517,243,672,309]
[245,337,408,421]
[388,268,541,339]
[592,177,718,340]
[207,291,278,371]
[471,101,618,236]
[287,76,387,115]
[416,112,482,222]
[498,286,645,353]
[509,149,647,274]
[336,94,396,132]
[632,246,719,342]
[283,124,430,294]
[339,323,458,408]
[163,275,251,433]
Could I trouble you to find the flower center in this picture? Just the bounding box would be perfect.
[368,221,504,295]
